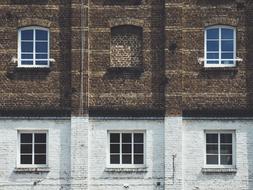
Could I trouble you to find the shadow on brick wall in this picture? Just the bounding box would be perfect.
[10,0,49,5]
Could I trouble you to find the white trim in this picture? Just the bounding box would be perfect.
[204,25,238,68]
[204,130,236,169]
[17,26,51,68]
[107,130,146,168]
[17,130,48,168]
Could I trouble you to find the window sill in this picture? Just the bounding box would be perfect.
[14,167,50,173]
[202,167,237,173]
[104,167,148,173]
[202,67,237,71]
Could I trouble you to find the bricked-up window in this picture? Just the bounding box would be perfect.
[205,26,236,67]
[109,132,145,167]
[110,25,142,68]
[205,131,235,167]
[18,131,47,167]
[18,27,50,67]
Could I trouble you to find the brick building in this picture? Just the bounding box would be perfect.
[0,0,252,189]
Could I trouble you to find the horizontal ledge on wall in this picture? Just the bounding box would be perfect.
[14,167,50,173]
[104,167,148,173]
[201,168,237,174]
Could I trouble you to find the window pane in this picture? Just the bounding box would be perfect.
[221,60,234,64]
[21,54,33,59]
[34,155,46,164]
[21,134,32,143]
[110,144,120,153]
[206,61,219,64]
[36,54,48,59]
[110,155,120,164]
[122,155,132,164]
[110,133,120,143]
[21,155,32,164]
[21,30,33,40]
[21,42,33,52]
[36,61,48,65]
[221,28,234,39]
[36,42,48,53]
[207,28,219,39]
[206,155,218,165]
[207,53,219,59]
[21,144,32,153]
[36,30,48,41]
[21,61,33,65]
[134,133,143,143]
[134,144,143,153]
[221,40,234,51]
[35,144,46,153]
[221,53,234,59]
[206,145,218,154]
[207,41,219,51]
[122,133,132,143]
[206,134,218,143]
[134,155,143,164]
[122,144,131,153]
[220,155,232,165]
[35,134,46,143]
[220,145,232,154]
[220,134,232,143]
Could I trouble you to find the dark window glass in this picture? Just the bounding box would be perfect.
[220,155,232,165]
[220,134,232,143]
[110,155,120,164]
[221,41,233,51]
[110,144,120,153]
[206,155,218,165]
[220,145,232,154]
[21,60,33,65]
[21,30,33,40]
[206,134,218,143]
[207,41,219,51]
[206,145,218,154]
[207,53,219,59]
[122,144,131,153]
[21,134,32,143]
[35,134,46,143]
[21,42,33,52]
[122,133,132,143]
[34,155,46,164]
[36,61,48,65]
[35,144,46,154]
[36,30,48,41]
[110,134,120,143]
[134,144,143,153]
[21,155,32,164]
[134,155,143,164]
[134,133,143,143]
[207,28,219,39]
[21,54,33,59]
[122,155,131,164]
[36,42,48,53]
[221,28,233,39]
[36,54,48,59]
[207,61,219,64]
[21,144,32,154]
[221,53,234,59]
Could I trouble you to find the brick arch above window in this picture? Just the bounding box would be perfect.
[204,17,239,28]
[18,18,52,28]
[109,19,144,29]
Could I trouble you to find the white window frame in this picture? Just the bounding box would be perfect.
[107,130,146,168]
[18,26,50,68]
[204,130,236,168]
[17,130,48,168]
[204,25,236,68]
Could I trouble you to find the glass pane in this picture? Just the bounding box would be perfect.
[110,155,120,164]
[110,133,120,143]
[206,145,218,154]
[36,54,48,59]
[36,30,48,41]
[21,155,32,164]
[206,134,218,143]
[221,155,232,165]
[34,155,46,164]
[21,60,33,65]
[36,61,48,65]
[134,133,143,143]
[220,134,232,143]
[35,133,46,143]
[35,144,46,153]
[21,144,32,153]
[21,30,33,40]
[21,42,33,52]
[122,144,131,153]
[122,133,132,143]
[36,42,48,53]
[220,145,232,154]
[221,40,234,51]
[207,28,219,39]
[134,144,143,153]
[110,144,120,153]
[134,155,143,164]
[207,53,219,59]
[206,60,219,64]
[207,41,219,51]
[21,54,33,59]
[206,155,218,165]
[221,60,234,64]
[21,133,32,143]
[221,53,234,59]
[221,28,234,39]
[122,155,132,164]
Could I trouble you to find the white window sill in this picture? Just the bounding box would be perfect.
[14,167,50,173]
[104,167,148,173]
[202,167,237,173]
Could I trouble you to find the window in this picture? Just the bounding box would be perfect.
[18,131,47,167]
[205,131,235,167]
[205,26,236,67]
[108,131,145,167]
[18,27,50,67]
